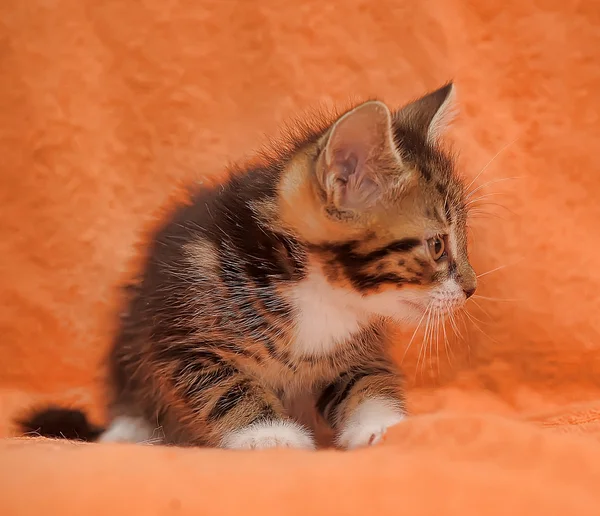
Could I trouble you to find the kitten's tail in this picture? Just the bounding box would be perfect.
[17,406,105,441]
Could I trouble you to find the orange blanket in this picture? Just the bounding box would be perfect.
[2,0,600,514]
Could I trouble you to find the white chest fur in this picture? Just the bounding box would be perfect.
[287,267,369,358]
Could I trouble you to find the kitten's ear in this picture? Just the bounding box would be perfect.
[317,100,400,213]
[394,82,457,143]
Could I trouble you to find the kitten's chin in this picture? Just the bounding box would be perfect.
[365,293,429,325]
[386,301,428,326]
[389,298,466,326]
[366,291,465,326]
[386,299,463,325]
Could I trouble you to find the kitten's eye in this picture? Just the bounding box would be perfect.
[427,236,447,261]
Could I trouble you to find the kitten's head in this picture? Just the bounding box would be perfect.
[279,83,476,323]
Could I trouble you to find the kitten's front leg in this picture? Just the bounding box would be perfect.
[317,358,405,450]
[336,396,405,449]
[205,379,315,450]
[164,356,315,450]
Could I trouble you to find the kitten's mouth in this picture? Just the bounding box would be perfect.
[401,299,464,318]
[398,300,427,319]
[402,300,423,311]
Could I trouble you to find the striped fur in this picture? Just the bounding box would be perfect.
[102,83,476,449]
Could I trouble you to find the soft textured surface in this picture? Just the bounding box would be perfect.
[1,0,600,514]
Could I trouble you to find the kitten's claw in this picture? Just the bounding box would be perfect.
[337,397,405,450]
[221,420,315,450]
[338,422,389,449]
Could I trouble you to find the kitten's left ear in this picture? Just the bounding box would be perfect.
[317,100,401,214]
[394,82,457,143]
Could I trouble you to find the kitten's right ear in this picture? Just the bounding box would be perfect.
[317,100,401,214]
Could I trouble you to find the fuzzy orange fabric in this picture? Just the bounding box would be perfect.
[1,0,600,514]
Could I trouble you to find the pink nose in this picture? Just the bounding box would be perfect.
[463,287,476,299]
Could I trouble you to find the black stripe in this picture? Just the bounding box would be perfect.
[335,373,365,407]
[316,238,420,266]
[316,379,343,417]
[311,238,422,293]
[262,336,279,359]
[380,238,422,254]
[392,127,432,181]
[207,380,252,421]
[355,239,420,263]
[176,367,235,398]
[218,227,305,287]
[435,182,446,197]
[149,323,197,345]
[335,363,394,401]
[350,272,411,291]
[255,281,293,318]
[278,236,306,280]
[220,264,293,358]
[156,346,226,367]
[220,277,287,359]
[211,341,261,362]
[247,405,279,426]
[317,369,371,420]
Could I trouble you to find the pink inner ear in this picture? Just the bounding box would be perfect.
[327,148,382,212]
[323,101,396,211]
[330,153,359,184]
[342,168,380,210]
[326,102,391,169]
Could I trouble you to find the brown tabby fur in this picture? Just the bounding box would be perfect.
[19,83,476,449]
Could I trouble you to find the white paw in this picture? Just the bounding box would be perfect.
[337,397,405,450]
[221,420,316,450]
[98,416,158,444]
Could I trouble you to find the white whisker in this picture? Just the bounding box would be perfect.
[402,302,430,363]
[447,302,462,342]
[436,309,444,375]
[440,305,450,368]
[463,308,489,325]
[467,176,521,200]
[456,309,471,362]
[468,200,517,217]
[467,209,507,220]
[473,294,519,302]
[462,309,500,345]
[465,192,509,207]
[465,136,520,192]
[477,259,523,279]
[416,304,434,380]
[470,298,492,319]
[429,307,438,375]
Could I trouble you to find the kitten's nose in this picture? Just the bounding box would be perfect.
[463,287,476,299]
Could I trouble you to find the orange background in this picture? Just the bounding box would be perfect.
[2,0,600,514]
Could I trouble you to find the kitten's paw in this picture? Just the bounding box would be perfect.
[221,420,316,450]
[98,416,157,444]
[337,397,405,450]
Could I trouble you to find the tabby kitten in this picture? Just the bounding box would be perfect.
[22,83,476,450]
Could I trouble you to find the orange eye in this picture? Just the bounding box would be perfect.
[427,236,446,261]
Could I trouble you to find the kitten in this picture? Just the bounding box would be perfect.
[19,83,476,450]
